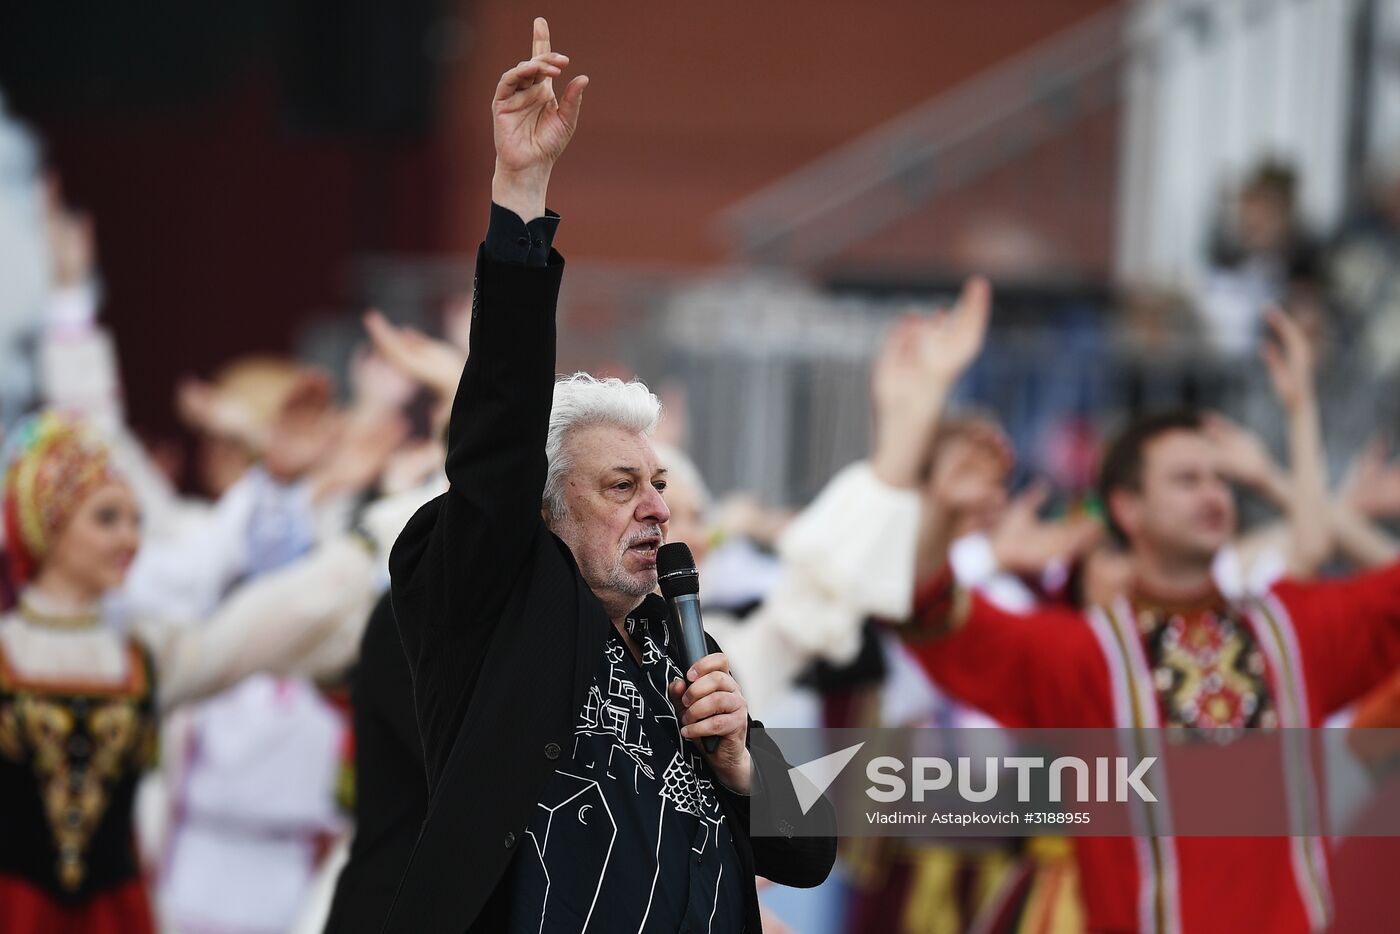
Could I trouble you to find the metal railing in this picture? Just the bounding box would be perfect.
[716,6,1128,268]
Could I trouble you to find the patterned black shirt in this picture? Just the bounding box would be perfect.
[506,602,746,933]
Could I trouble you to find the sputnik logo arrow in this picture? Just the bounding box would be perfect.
[788,742,865,815]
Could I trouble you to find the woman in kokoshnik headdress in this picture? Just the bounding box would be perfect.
[0,410,379,934]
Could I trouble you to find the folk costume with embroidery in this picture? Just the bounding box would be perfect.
[0,412,378,934]
[901,561,1400,934]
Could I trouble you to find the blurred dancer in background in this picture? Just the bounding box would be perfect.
[898,289,1400,932]
[0,411,381,934]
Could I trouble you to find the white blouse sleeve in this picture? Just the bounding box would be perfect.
[144,536,378,711]
[256,481,446,681]
[143,479,444,705]
[123,469,260,622]
[717,461,921,719]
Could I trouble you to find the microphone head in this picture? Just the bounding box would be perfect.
[656,542,700,597]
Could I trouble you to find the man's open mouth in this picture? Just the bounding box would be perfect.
[627,536,661,558]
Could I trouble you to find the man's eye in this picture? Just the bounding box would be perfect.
[654,481,668,493]
[613,481,632,492]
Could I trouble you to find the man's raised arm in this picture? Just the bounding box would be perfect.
[387,18,587,783]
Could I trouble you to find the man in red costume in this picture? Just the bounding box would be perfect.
[890,287,1400,933]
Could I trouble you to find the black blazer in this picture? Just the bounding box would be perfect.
[381,246,836,932]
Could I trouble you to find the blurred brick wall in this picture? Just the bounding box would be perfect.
[829,105,1121,281]
[14,0,1117,452]
[440,0,1119,266]
[28,77,445,451]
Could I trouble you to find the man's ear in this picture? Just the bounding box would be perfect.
[1108,488,1141,541]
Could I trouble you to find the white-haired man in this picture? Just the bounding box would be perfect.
[381,19,834,933]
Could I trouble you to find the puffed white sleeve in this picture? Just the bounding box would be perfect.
[143,477,447,702]
[253,480,446,681]
[143,535,379,711]
[715,461,920,718]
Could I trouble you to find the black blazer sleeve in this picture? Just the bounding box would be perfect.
[703,633,838,889]
[740,724,839,887]
[323,595,426,934]
[387,244,564,789]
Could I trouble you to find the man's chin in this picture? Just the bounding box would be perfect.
[607,567,658,598]
[635,569,659,591]
[1188,536,1228,564]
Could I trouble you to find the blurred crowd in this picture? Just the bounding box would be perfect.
[2,74,1400,934]
[1125,155,1400,483]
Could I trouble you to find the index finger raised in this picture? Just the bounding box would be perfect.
[532,17,551,59]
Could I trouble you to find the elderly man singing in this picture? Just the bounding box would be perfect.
[381,18,835,933]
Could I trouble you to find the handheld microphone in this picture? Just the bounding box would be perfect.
[656,542,719,755]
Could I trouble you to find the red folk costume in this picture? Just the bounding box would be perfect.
[901,561,1400,934]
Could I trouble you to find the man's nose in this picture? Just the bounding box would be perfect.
[639,484,670,525]
[1202,483,1233,516]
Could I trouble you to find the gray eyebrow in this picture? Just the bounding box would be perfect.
[607,466,668,476]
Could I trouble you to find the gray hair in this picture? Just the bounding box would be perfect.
[543,373,662,523]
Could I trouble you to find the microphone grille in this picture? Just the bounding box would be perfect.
[656,542,699,597]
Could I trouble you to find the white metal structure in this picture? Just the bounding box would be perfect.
[1117,0,1364,284]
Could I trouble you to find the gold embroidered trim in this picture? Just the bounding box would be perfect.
[1103,603,1170,934]
[17,600,101,631]
[0,644,156,892]
[1250,598,1330,927]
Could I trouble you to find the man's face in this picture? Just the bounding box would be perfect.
[1238,187,1291,254]
[1115,429,1236,564]
[550,424,671,615]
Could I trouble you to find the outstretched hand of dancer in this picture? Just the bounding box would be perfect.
[989,481,1102,575]
[870,277,992,487]
[1202,412,1285,499]
[1260,307,1331,574]
[1261,308,1315,414]
[1343,439,1400,520]
[363,309,466,402]
[492,17,588,221]
[913,276,992,389]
